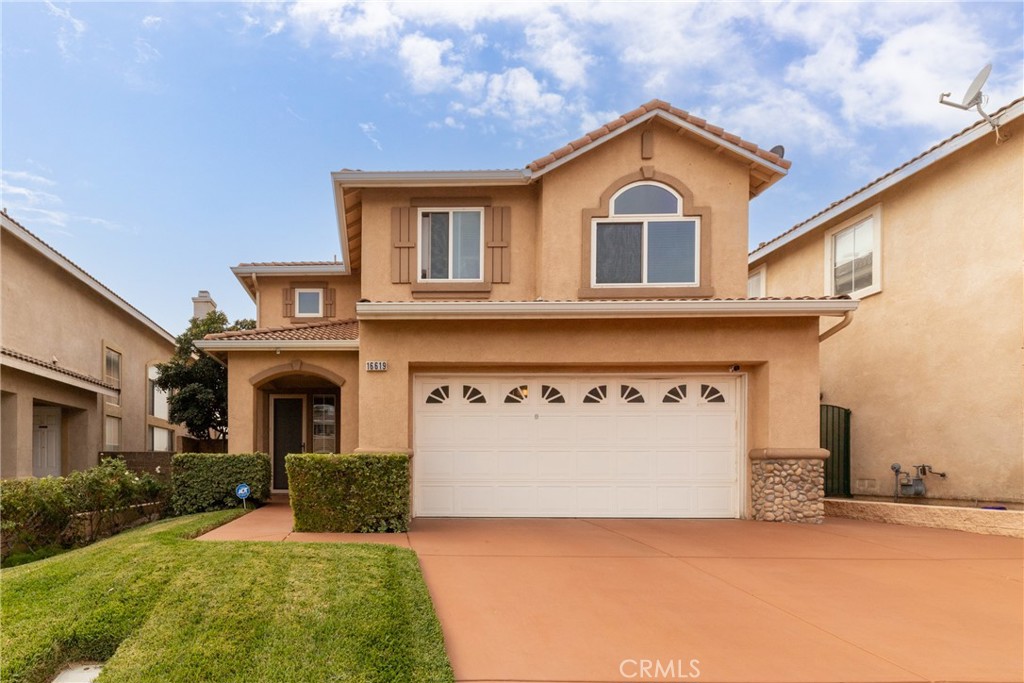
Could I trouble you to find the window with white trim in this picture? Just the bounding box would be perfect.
[104,347,121,406]
[295,288,324,317]
[419,208,483,281]
[148,366,170,421]
[104,415,121,451]
[747,265,766,297]
[825,207,881,298]
[592,182,699,286]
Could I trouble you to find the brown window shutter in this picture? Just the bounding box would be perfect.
[391,207,416,284]
[486,206,512,284]
[324,288,336,317]
[282,288,294,317]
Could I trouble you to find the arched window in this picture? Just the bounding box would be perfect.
[592,182,699,286]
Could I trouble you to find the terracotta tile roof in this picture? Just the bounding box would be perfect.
[753,97,1024,255]
[527,99,791,173]
[235,261,343,268]
[203,320,359,342]
[1,347,117,390]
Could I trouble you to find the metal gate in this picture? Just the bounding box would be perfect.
[820,404,851,497]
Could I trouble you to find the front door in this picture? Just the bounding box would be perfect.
[271,396,304,490]
[33,406,62,477]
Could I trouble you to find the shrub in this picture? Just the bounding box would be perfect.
[0,458,166,561]
[287,453,409,533]
[171,452,271,515]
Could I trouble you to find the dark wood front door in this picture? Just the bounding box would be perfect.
[272,397,304,489]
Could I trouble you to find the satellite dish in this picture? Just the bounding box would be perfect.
[938,63,1008,142]
[961,63,991,107]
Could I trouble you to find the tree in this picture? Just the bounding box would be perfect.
[155,311,255,440]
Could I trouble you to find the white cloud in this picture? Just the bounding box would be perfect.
[399,33,462,94]
[359,122,383,151]
[0,170,121,234]
[468,67,565,127]
[44,1,86,59]
[141,16,164,29]
[134,38,161,64]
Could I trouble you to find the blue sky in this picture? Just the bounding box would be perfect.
[3,1,1022,333]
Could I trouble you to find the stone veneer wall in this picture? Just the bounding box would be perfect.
[749,449,828,523]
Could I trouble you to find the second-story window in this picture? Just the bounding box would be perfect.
[104,347,121,406]
[419,208,483,281]
[592,182,699,287]
[294,288,324,317]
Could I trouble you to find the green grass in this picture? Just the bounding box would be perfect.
[0,511,454,683]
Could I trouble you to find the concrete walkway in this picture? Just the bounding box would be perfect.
[201,503,1024,683]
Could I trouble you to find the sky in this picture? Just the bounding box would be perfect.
[3,1,1022,334]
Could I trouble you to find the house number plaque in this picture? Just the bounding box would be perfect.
[365,360,388,372]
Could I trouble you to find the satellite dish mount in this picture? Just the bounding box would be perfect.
[939,64,1008,142]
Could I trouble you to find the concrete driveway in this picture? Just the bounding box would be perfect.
[407,517,1023,683]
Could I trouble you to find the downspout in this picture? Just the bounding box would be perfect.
[818,311,854,343]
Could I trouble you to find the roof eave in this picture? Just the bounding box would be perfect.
[1,354,118,397]
[331,169,531,187]
[750,99,1024,264]
[356,299,857,320]
[194,339,360,351]
[529,109,789,192]
[2,214,175,345]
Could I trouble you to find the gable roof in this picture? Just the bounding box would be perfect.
[1,211,175,345]
[1,347,118,396]
[750,97,1024,263]
[333,99,790,273]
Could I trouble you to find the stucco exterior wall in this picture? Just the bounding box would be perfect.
[256,274,362,328]
[226,350,360,455]
[358,185,540,303]
[355,317,820,446]
[537,121,751,300]
[1,225,180,476]
[752,118,1024,503]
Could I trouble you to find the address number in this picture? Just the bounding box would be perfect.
[365,360,388,372]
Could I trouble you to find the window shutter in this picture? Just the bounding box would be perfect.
[486,206,512,284]
[282,288,294,317]
[324,288,336,317]
[391,207,416,284]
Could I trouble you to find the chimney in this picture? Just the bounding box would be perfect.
[192,290,217,319]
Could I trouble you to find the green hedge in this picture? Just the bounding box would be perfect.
[0,458,166,561]
[287,453,410,533]
[170,453,271,515]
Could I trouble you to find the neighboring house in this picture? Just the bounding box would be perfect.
[197,99,858,521]
[749,98,1023,505]
[1,211,181,478]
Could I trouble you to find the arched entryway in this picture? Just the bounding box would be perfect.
[251,362,345,491]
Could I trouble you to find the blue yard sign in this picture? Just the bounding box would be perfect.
[236,483,251,509]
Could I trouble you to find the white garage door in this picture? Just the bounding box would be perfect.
[413,375,742,518]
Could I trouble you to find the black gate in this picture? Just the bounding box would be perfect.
[820,404,851,497]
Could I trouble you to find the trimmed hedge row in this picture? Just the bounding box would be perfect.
[170,452,271,515]
[0,458,166,561]
[287,453,410,533]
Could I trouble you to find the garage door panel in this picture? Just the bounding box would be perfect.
[414,375,741,518]
[496,415,536,445]
[577,486,616,514]
[495,486,536,514]
[615,451,653,477]
[695,449,737,479]
[452,451,498,478]
[655,451,694,477]
[498,451,537,477]
[617,486,656,515]
[537,450,575,477]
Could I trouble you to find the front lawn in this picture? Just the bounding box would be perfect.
[0,510,453,683]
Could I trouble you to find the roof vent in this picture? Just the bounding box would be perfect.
[769,145,785,159]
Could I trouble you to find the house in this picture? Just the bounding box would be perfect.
[197,100,858,521]
[1,211,181,478]
[749,98,1023,506]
